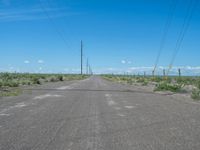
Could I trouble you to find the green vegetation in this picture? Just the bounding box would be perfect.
[103,74,200,100]
[103,75,147,85]
[154,82,182,92]
[191,80,200,100]
[191,89,200,100]
[0,88,22,97]
[0,73,89,97]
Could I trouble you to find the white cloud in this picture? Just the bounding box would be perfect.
[0,7,81,22]
[24,60,30,64]
[121,60,132,64]
[38,60,44,64]
[129,66,153,70]
[158,66,164,69]
[121,60,126,64]
[94,66,200,75]
[107,68,114,71]
[64,68,69,72]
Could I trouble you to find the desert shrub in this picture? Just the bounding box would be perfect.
[154,82,182,92]
[49,76,58,82]
[151,77,163,82]
[127,78,133,84]
[120,77,127,81]
[195,80,200,89]
[136,78,148,86]
[32,77,41,84]
[20,80,31,85]
[2,81,19,87]
[10,81,19,87]
[64,75,73,81]
[176,77,199,85]
[191,89,200,100]
[0,73,13,81]
[0,88,21,97]
[57,75,64,81]
[137,78,145,83]
[0,73,87,90]
[142,80,148,86]
[176,77,192,85]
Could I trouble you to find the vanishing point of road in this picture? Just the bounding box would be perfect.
[0,76,200,150]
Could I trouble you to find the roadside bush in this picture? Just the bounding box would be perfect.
[10,82,19,87]
[3,81,19,87]
[154,82,182,92]
[49,76,58,82]
[0,73,13,81]
[136,78,148,86]
[58,75,64,81]
[151,77,163,83]
[137,78,145,83]
[0,88,21,97]
[0,73,88,97]
[196,80,200,89]
[142,80,148,86]
[191,89,200,100]
[127,78,133,84]
[20,80,31,85]
[32,77,41,84]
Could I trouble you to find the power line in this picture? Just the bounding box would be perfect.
[38,0,70,48]
[45,0,71,43]
[153,0,178,75]
[81,40,83,75]
[167,0,198,75]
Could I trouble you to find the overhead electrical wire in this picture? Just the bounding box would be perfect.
[167,0,199,75]
[153,0,178,74]
[38,0,70,49]
[45,0,70,38]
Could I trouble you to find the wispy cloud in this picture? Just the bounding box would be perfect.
[121,60,132,65]
[38,60,44,64]
[0,7,80,22]
[24,60,30,64]
[121,60,126,64]
[63,68,69,72]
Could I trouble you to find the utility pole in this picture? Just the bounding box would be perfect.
[89,65,91,75]
[81,40,83,75]
[144,71,146,78]
[163,69,166,77]
[152,70,155,77]
[86,58,89,75]
[178,68,181,77]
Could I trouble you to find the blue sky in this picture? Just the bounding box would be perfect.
[0,0,200,75]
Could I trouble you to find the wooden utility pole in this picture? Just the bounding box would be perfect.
[163,69,166,77]
[144,71,146,78]
[152,70,155,77]
[86,58,89,75]
[81,40,83,75]
[178,68,181,77]
[89,65,92,75]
